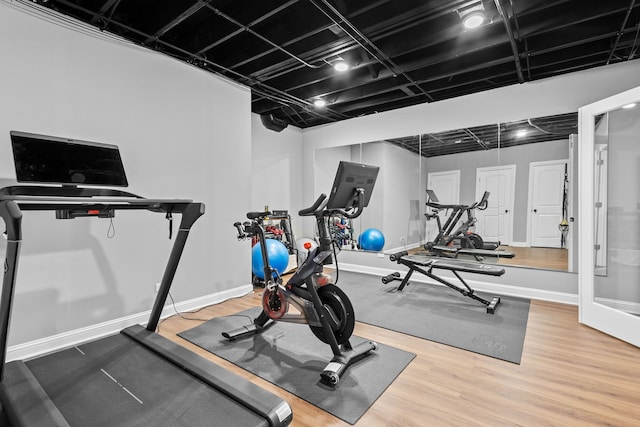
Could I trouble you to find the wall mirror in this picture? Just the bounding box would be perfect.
[314,112,578,273]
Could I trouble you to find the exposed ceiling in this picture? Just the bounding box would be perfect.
[387,111,578,157]
[30,0,640,131]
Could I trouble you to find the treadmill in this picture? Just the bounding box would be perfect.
[0,131,293,427]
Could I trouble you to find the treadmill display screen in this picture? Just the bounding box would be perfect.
[10,131,129,187]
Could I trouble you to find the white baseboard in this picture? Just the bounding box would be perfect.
[509,241,528,247]
[384,241,423,254]
[7,284,253,362]
[338,263,579,305]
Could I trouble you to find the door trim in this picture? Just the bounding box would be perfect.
[578,85,640,347]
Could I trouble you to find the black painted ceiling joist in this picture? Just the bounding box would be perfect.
[30,0,640,129]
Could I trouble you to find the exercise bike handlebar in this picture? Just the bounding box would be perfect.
[298,193,329,217]
[426,191,490,211]
[426,200,469,210]
[472,191,490,211]
[233,221,248,239]
[299,187,367,221]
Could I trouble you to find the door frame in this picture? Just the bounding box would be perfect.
[578,85,640,347]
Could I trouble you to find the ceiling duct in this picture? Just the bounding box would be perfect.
[260,114,289,132]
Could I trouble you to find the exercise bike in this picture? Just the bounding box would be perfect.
[223,161,380,386]
[424,190,515,260]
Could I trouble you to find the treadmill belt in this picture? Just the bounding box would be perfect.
[25,333,268,427]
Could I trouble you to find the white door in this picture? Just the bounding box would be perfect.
[475,165,515,246]
[579,85,640,348]
[426,170,460,243]
[529,160,568,248]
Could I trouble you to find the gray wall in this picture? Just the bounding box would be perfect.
[0,3,252,346]
[380,142,424,249]
[250,113,304,238]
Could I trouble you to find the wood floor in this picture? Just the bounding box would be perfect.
[496,246,569,271]
[157,289,640,426]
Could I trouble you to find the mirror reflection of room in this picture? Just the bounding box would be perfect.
[316,112,578,272]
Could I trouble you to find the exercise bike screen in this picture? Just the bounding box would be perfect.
[327,161,379,209]
[10,130,129,187]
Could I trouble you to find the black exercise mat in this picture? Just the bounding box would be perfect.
[179,308,415,425]
[336,270,530,364]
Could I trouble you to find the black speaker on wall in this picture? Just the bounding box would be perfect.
[260,114,289,132]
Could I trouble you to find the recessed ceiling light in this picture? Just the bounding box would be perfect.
[333,60,349,72]
[462,11,485,29]
[313,99,327,108]
[622,102,637,109]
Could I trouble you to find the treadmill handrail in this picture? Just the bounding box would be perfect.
[0,185,143,199]
[0,188,205,381]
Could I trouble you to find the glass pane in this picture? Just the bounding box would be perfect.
[594,102,640,315]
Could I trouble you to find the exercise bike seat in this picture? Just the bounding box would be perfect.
[247,211,271,220]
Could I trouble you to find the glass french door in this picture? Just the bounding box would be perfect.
[579,86,640,347]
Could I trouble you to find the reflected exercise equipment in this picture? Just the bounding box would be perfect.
[424,189,515,261]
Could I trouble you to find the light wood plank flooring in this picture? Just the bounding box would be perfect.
[157,289,640,426]
[496,246,568,271]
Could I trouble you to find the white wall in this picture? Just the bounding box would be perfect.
[0,2,252,347]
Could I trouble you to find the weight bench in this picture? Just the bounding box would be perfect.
[382,251,504,314]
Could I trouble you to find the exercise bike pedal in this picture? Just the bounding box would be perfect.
[222,321,272,340]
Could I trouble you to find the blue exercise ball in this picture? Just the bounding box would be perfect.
[359,228,385,251]
[252,239,290,279]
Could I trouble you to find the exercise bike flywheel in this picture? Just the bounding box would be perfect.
[309,284,355,345]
